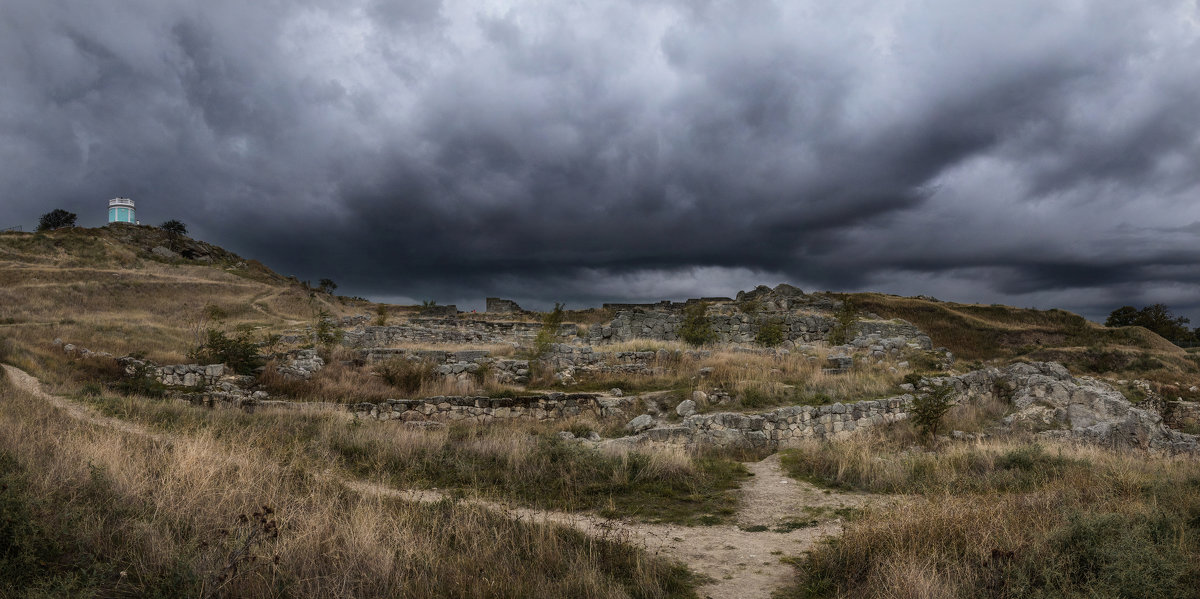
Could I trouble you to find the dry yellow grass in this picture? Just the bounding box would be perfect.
[777,431,1200,599]
[0,372,700,597]
[534,343,910,412]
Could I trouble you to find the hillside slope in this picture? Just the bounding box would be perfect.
[0,225,363,378]
[843,292,1200,396]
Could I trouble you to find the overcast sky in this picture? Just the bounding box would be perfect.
[4,1,1200,321]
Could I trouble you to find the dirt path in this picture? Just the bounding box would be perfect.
[738,452,875,527]
[346,475,846,599]
[1,364,875,599]
[2,364,169,443]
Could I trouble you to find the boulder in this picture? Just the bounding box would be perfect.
[676,399,697,417]
[626,414,655,433]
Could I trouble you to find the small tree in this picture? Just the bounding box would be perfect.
[160,219,188,236]
[37,209,77,231]
[318,278,337,294]
[678,302,716,347]
[911,383,956,444]
[534,302,566,357]
[374,304,389,326]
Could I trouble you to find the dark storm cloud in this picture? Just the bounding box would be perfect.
[4,1,1200,320]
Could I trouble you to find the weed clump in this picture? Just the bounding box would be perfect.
[374,358,437,395]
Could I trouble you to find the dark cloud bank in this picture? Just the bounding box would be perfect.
[4,1,1200,321]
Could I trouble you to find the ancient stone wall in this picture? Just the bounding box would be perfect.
[350,393,637,423]
[1165,400,1200,432]
[628,397,912,450]
[587,308,933,349]
[485,298,524,313]
[344,319,577,347]
[588,310,839,344]
[155,363,226,387]
[362,348,530,384]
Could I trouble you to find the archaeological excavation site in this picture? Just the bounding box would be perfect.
[3,225,1200,598]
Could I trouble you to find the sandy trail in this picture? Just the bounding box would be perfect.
[2,364,876,598]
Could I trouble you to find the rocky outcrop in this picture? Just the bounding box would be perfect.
[942,362,1199,453]
[617,362,1200,453]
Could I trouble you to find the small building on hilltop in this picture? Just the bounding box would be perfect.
[108,197,136,224]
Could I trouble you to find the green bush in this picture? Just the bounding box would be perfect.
[827,300,858,345]
[312,309,343,348]
[678,302,716,347]
[755,319,785,347]
[534,303,566,358]
[190,329,262,375]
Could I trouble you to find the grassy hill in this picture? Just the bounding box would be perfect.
[0,224,366,382]
[3,225,1198,396]
[843,292,1200,398]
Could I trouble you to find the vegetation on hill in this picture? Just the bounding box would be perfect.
[0,226,360,376]
[36,208,76,231]
[1106,303,1196,346]
[841,293,1200,389]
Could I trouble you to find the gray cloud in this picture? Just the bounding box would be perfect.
[3,0,1200,323]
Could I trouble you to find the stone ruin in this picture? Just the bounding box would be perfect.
[613,362,1200,454]
[485,297,524,314]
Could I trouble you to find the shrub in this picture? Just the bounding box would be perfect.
[190,329,262,375]
[374,304,388,326]
[827,299,858,345]
[159,220,187,236]
[911,383,956,442]
[110,361,167,398]
[534,303,566,357]
[312,309,343,348]
[678,302,716,347]
[755,319,785,347]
